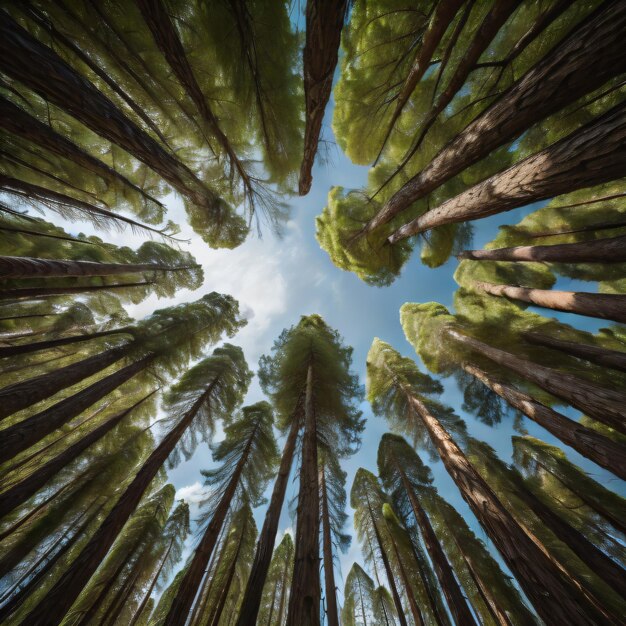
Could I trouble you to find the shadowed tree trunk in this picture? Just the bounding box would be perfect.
[0,12,225,214]
[372,1,626,231]
[287,364,321,626]
[396,464,477,626]
[0,393,154,516]
[0,354,154,462]
[299,0,349,195]
[472,280,626,325]
[320,464,339,626]
[0,343,131,420]
[462,363,626,479]
[0,281,155,301]
[236,398,303,626]
[458,234,626,263]
[390,101,626,240]
[524,332,626,374]
[405,391,612,625]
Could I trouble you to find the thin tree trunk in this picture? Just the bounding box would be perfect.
[356,575,368,626]
[390,101,626,240]
[373,1,626,232]
[164,422,259,626]
[0,327,131,359]
[21,378,216,625]
[0,343,131,420]
[406,391,612,625]
[0,255,193,279]
[0,353,153,463]
[0,225,96,246]
[397,466,476,626]
[320,465,339,626]
[462,362,626,479]
[0,13,224,214]
[266,580,279,626]
[523,332,626,374]
[376,0,466,160]
[472,280,626,325]
[0,280,155,301]
[287,364,321,626]
[526,220,626,239]
[236,397,303,626]
[276,549,290,626]
[0,392,154,516]
[298,0,349,195]
[102,554,144,626]
[458,234,626,263]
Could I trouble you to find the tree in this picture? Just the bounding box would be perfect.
[257,533,294,626]
[163,401,278,626]
[342,563,376,626]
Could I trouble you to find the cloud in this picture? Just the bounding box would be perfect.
[175,481,210,505]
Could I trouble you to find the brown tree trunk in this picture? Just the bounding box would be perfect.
[376,0,465,160]
[0,13,224,215]
[472,280,626,325]
[462,362,626,479]
[524,331,626,374]
[397,466,477,626]
[0,255,191,279]
[373,1,626,232]
[390,101,626,240]
[287,364,321,626]
[102,555,144,626]
[0,343,131,420]
[236,398,303,626]
[320,465,339,626]
[21,379,217,625]
[458,233,626,263]
[406,392,611,624]
[0,327,131,359]
[298,0,349,195]
[0,280,155,301]
[0,393,154,516]
[164,424,258,626]
[0,354,154,462]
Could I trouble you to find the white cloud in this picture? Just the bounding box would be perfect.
[175,481,210,505]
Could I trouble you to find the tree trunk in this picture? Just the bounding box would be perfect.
[398,467,477,626]
[0,327,131,358]
[266,580,279,626]
[0,13,224,215]
[523,331,626,374]
[236,398,303,626]
[458,233,626,263]
[0,354,154,462]
[472,280,626,325]
[101,554,145,626]
[320,465,339,626]
[164,423,258,626]
[527,220,626,239]
[0,393,154,516]
[0,280,155,301]
[0,255,190,279]
[390,101,626,241]
[0,343,131,420]
[356,575,368,626]
[0,225,97,246]
[286,364,321,626]
[373,1,626,231]
[406,392,612,625]
[298,0,349,195]
[0,94,164,209]
[21,379,216,625]
[276,549,290,626]
[376,0,465,160]
[462,362,626,479]
[370,509,407,626]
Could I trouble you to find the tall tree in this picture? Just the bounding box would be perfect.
[256,533,294,626]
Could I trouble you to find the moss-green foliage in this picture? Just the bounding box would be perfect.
[342,563,376,626]
[257,532,294,626]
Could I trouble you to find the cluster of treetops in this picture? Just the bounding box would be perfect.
[0,1,625,626]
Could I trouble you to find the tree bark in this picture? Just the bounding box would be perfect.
[406,392,612,625]
[298,0,349,195]
[0,343,131,420]
[287,364,321,626]
[462,362,626,479]
[0,353,153,465]
[373,1,626,232]
[0,255,191,279]
[20,378,216,625]
[0,12,224,215]
[390,101,626,241]
[320,465,339,626]
[458,233,626,263]
[235,398,303,626]
[0,393,153,516]
[472,280,626,325]
[398,466,477,626]
[524,331,626,374]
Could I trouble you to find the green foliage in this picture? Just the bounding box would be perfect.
[257,532,294,626]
